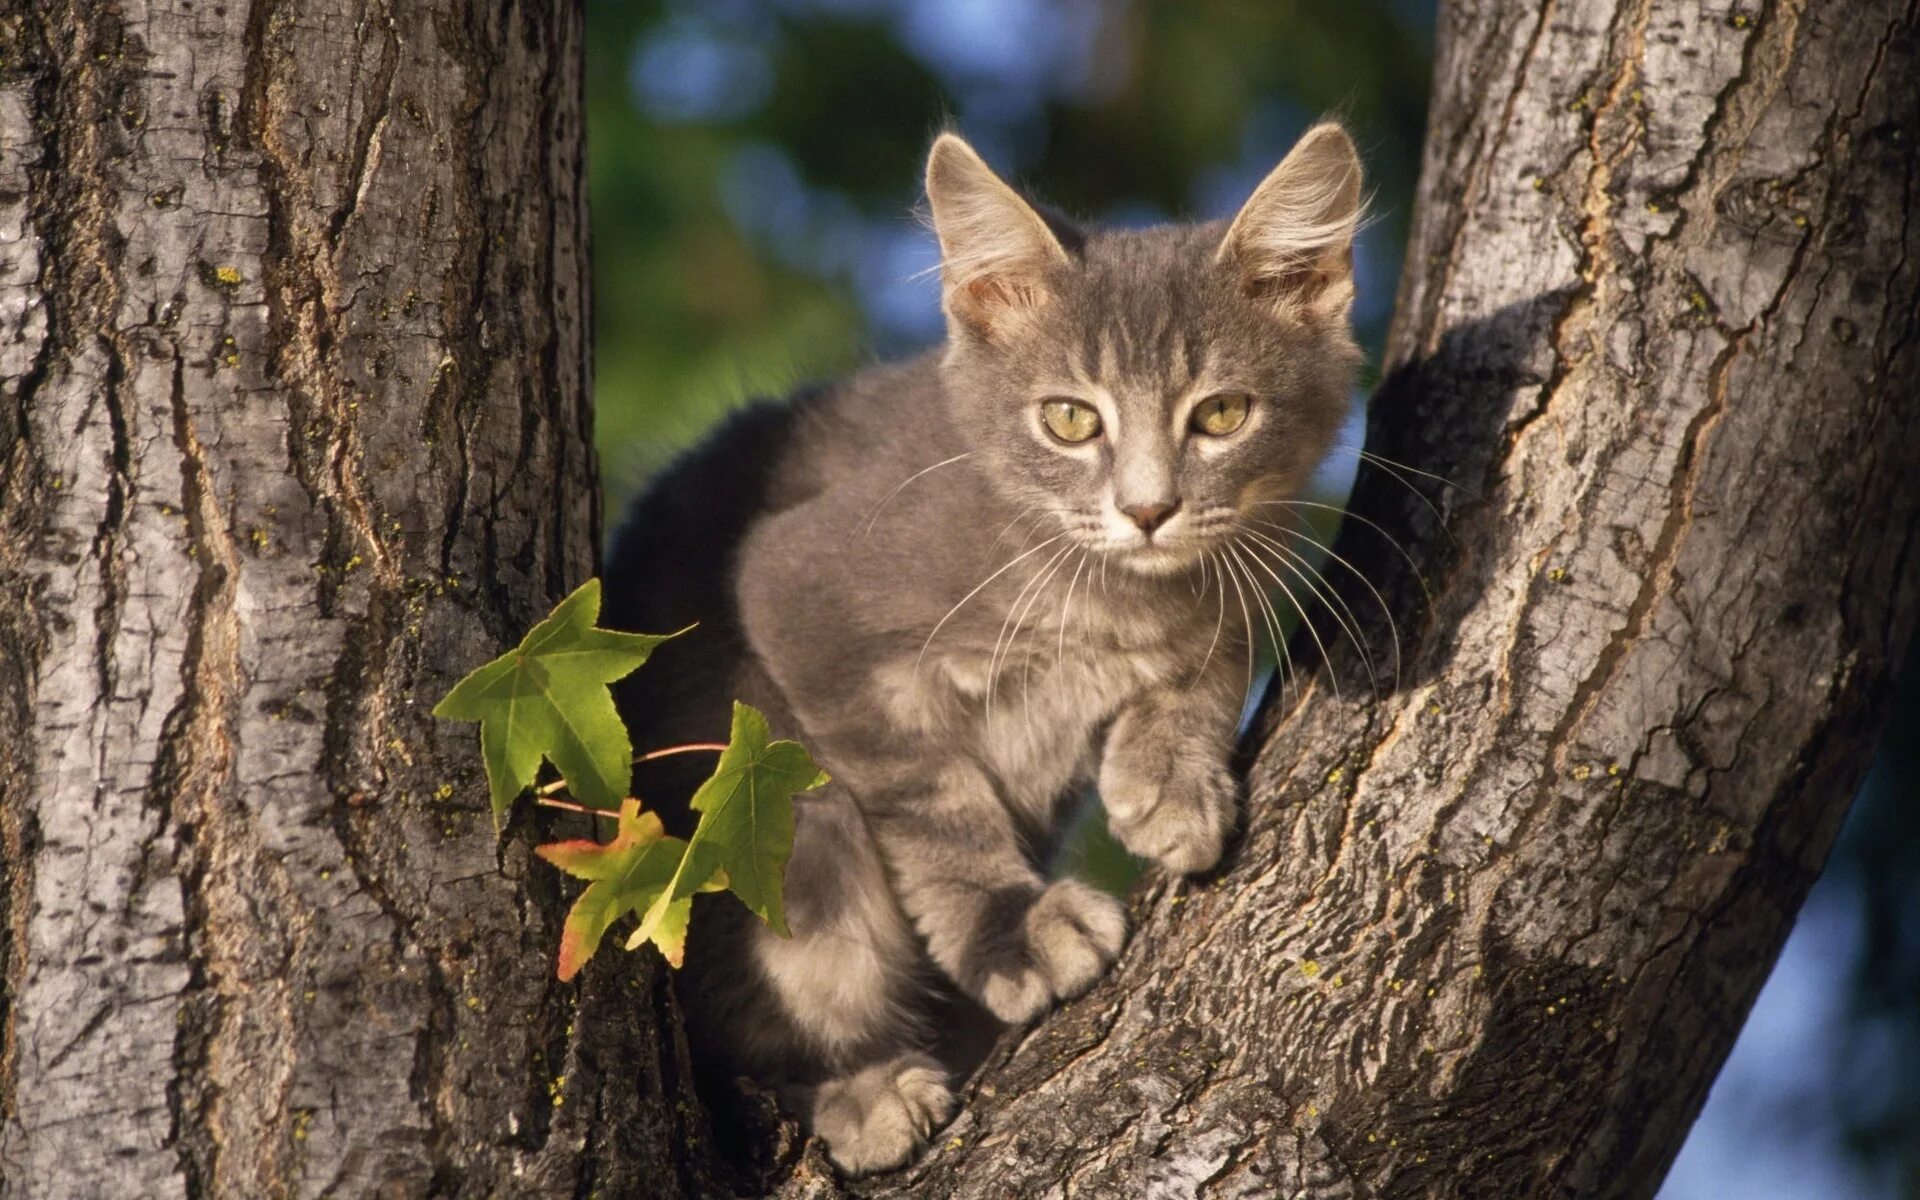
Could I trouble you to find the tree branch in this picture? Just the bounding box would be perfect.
[793,1,1920,1195]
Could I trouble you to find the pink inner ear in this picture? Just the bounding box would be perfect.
[1240,243,1353,318]
[953,272,1049,337]
[1244,264,1329,304]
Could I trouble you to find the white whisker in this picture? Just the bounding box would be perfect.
[1252,498,1434,610]
[1239,547,1291,707]
[987,505,1050,559]
[856,451,976,541]
[1231,537,1338,704]
[917,531,1067,673]
[1196,550,1227,682]
[1217,545,1261,706]
[988,540,1074,735]
[1334,445,1479,499]
[1056,549,1090,670]
[1248,516,1403,689]
[1021,547,1088,740]
[1239,526,1377,695]
[1319,446,1458,541]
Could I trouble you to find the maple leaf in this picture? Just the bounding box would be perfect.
[629,701,828,951]
[536,799,713,975]
[433,579,680,820]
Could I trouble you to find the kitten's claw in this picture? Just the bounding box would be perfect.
[811,1053,956,1176]
[975,879,1128,1024]
[1105,759,1239,876]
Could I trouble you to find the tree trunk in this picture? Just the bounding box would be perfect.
[786,1,1920,1196]
[0,2,702,1196]
[6,1,1917,1198]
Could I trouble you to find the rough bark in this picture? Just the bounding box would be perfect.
[0,2,702,1197]
[782,0,1919,1196]
[6,0,1917,1198]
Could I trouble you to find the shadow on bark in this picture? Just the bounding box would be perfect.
[1244,284,1579,751]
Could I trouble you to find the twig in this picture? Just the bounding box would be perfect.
[634,741,727,764]
[535,795,615,819]
[533,742,730,799]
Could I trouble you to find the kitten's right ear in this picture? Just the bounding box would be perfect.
[1217,122,1366,323]
[925,133,1070,340]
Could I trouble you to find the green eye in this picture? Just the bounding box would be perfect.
[1040,398,1103,444]
[1191,392,1251,437]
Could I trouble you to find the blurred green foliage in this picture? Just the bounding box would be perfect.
[586,0,1430,511]
[585,0,1427,917]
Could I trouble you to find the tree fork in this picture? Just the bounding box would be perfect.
[814,1,1920,1196]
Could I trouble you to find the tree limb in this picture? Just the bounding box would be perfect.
[802,1,1920,1195]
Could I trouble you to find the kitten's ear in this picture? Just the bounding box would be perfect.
[925,132,1070,339]
[1217,122,1365,322]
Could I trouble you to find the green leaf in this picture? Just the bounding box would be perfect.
[536,800,693,975]
[630,701,827,950]
[433,579,680,819]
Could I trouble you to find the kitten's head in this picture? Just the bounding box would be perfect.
[925,124,1365,576]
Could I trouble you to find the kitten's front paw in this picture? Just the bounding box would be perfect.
[967,879,1128,1024]
[1103,756,1239,876]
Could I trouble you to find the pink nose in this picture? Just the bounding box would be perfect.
[1120,499,1180,534]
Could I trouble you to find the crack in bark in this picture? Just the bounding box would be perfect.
[1418,0,1560,359]
[156,344,311,1198]
[0,5,56,1145]
[1500,0,1654,456]
[19,3,143,818]
[1490,0,1817,905]
[327,0,400,250]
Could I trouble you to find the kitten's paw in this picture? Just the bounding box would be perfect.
[973,879,1128,1024]
[1105,757,1239,876]
[811,1053,955,1176]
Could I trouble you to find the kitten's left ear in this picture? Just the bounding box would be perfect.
[925,132,1071,339]
[1217,122,1366,322]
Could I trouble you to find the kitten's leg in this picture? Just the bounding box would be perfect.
[865,760,1128,1025]
[712,790,956,1174]
[1100,669,1245,876]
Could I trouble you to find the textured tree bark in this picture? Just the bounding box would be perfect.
[775,1,1918,1196]
[0,2,704,1197]
[6,1,1917,1198]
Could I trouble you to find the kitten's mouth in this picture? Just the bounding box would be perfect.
[1098,535,1211,576]
[1070,504,1254,577]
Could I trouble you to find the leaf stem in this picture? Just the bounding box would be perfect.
[533,742,729,798]
[535,796,616,819]
[634,742,728,764]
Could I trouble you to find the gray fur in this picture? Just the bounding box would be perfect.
[604,122,1364,1174]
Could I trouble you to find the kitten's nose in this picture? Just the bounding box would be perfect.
[1121,498,1180,535]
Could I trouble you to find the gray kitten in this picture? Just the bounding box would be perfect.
[604,122,1364,1175]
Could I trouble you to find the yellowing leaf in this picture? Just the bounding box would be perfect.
[536,800,693,976]
[630,701,827,951]
[433,579,681,820]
